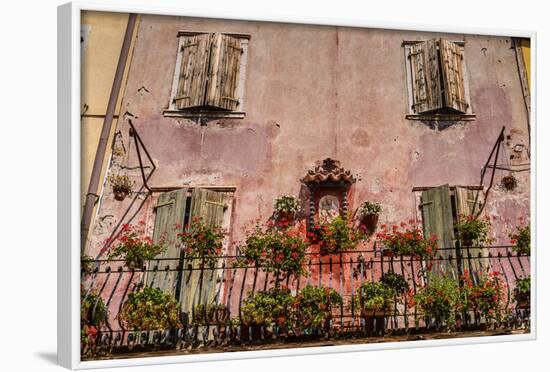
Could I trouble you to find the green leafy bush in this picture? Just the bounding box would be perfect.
[119,288,181,330]
[510,224,530,255]
[294,285,342,328]
[241,287,294,327]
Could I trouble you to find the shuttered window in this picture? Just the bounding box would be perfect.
[407,39,469,115]
[146,188,233,317]
[174,33,244,111]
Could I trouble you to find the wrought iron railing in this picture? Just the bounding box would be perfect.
[81,245,530,357]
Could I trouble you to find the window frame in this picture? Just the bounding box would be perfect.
[163,31,251,120]
[403,40,476,121]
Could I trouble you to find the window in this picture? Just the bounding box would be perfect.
[404,39,474,120]
[415,184,487,273]
[164,32,250,119]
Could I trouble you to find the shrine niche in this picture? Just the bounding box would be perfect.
[301,158,356,228]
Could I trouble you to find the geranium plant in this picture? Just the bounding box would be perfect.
[273,195,301,220]
[454,214,492,247]
[241,287,294,327]
[358,200,382,217]
[119,287,181,330]
[179,216,226,268]
[293,285,343,329]
[109,174,135,201]
[237,223,308,280]
[409,274,464,330]
[108,222,165,269]
[376,220,438,258]
[81,292,107,349]
[309,215,365,255]
[509,223,530,255]
[462,271,507,322]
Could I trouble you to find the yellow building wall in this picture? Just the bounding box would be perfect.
[520,39,531,88]
[80,11,138,244]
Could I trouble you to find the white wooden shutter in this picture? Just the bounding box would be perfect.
[440,39,468,113]
[175,34,213,109]
[409,39,443,114]
[205,34,242,110]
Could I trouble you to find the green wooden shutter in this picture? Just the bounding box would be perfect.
[146,188,188,293]
[179,189,231,316]
[440,39,468,113]
[175,34,213,109]
[420,185,455,258]
[409,39,443,114]
[205,34,242,110]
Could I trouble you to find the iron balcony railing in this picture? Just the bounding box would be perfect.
[81,244,530,357]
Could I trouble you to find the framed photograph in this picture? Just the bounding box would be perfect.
[58,1,536,369]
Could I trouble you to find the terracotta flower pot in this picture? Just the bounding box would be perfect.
[361,309,386,334]
[360,214,379,234]
[113,188,129,201]
[514,289,530,309]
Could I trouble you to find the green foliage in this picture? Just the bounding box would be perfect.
[119,288,181,330]
[81,254,94,274]
[381,272,409,294]
[81,292,107,348]
[180,217,226,268]
[237,224,308,278]
[310,215,365,255]
[510,224,530,255]
[354,281,397,312]
[462,271,507,321]
[358,200,382,216]
[411,274,463,330]
[454,214,492,247]
[241,287,294,326]
[108,223,165,269]
[294,285,343,328]
[515,276,530,294]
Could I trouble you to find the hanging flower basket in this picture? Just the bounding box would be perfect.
[109,174,135,201]
[273,195,300,223]
[501,175,518,191]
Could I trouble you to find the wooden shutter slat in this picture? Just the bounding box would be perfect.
[146,188,188,293]
[179,189,231,316]
[440,39,468,113]
[420,185,455,270]
[175,34,212,109]
[205,34,242,110]
[410,40,443,114]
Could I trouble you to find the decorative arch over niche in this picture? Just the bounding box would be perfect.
[301,158,356,229]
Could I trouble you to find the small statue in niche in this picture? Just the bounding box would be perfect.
[318,195,340,223]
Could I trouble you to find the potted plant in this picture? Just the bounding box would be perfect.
[273,195,301,223]
[514,276,530,309]
[354,280,398,334]
[237,223,308,280]
[81,292,108,352]
[241,287,295,338]
[109,174,135,201]
[81,254,95,275]
[454,214,492,247]
[119,287,181,330]
[193,303,230,325]
[309,215,366,255]
[509,222,530,255]
[293,285,342,333]
[409,274,464,330]
[357,200,382,233]
[179,216,226,268]
[380,272,409,294]
[462,271,507,325]
[108,223,165,269]
[376,220,438,258]
[501,175,518,191]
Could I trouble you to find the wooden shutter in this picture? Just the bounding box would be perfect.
[175,34,213,109]
[205,34,242,110]
[146,188,188,293]
[455,187,489,275]
[409,39,443,114]
[440,39,468,113]
[420,185,455,260]
[179,189,232,316]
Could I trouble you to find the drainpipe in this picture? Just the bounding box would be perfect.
[81,13,137,253]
